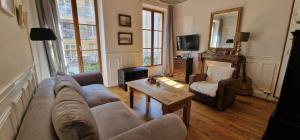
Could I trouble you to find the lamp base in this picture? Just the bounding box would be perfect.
[235,42,242,55]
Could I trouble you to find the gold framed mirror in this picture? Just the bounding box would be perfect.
[208,7,243,53]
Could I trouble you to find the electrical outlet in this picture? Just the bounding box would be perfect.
[263,90,272,101]
[263,90,272,95]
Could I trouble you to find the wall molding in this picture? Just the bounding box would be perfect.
[246,56,281,99]
[0,65,37,140]
[245,55,281,61]
[0,65,35,103]
[106,52,141,87]
[253,90,279,102]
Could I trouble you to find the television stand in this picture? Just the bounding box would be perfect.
[173,57,193,83]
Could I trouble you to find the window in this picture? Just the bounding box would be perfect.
[57,0,101,75]
[142,9,163,66]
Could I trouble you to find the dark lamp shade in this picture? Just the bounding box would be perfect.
[226,39,234,43]
[235,32,250,42]
[30,28,57,41]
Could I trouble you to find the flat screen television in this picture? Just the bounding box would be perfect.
[177,34,200,51]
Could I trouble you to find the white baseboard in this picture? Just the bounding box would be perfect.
[253,90,279,102]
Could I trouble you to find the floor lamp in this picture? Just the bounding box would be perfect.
[29,28,57,75]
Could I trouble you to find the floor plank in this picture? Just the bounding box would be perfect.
[109,86,277,140]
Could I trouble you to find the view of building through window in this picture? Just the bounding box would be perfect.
[57,0,100,75]
[142,9,163,66]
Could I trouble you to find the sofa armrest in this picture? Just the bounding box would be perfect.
[216,78,239,110]
[72,72,103,86]
[109,114,187,140]
[189,74,207,85]
[218,78,238,88]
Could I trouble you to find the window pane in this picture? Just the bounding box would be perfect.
[143,30,151,48]
[58,0,80,74]
[79,25,97,40]
[154,31,162,48]
[57,0,73,21]
[81,43,97,50]
[77,0,96,25]
[143,49,151,66]
[57,0,100,74]
[61,22,76,39]
[63,44,80,75]
[154,49,162,65]
[154,12,162,31]
[143,10,151,30]
[82,50,99,72]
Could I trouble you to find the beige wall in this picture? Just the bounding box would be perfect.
[174,0,294,99]
[101,0,143,54]
[174,0,293,57]
[99,0,166,86]
[99,0,143,86]
[0,3,33,91]
[276,0,300,97]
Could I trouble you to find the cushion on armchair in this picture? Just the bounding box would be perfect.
[207,66,235,83]
[190,66,235,97]
[190,81,218,97]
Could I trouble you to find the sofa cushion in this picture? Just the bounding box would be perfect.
[91,101,143,140]
[54,74,82,94]
[16,79,58,140]
[52,87,99,140]
[109,114,187,140]
[190,81,218,97]
[207,66,235,83]
[81,84,120,107]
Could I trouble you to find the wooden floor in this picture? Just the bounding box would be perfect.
[109,86,277,140]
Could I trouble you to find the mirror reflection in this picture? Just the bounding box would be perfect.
[209,8,241,49]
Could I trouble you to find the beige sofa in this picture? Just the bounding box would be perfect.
[16,72,187,140]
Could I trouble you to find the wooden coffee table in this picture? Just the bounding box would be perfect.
[126,78,194,126]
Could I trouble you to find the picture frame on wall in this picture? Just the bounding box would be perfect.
[0,0,15,16]
[119,14,131,27]
[118,32,133,45]
[16,4,24,26]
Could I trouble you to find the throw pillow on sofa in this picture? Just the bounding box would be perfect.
[52,87,99,140]
[54,74,82,94]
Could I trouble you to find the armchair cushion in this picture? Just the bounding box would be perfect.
[190,81,218,97]
[207,66,235,83]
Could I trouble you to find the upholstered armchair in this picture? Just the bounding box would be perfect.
[189,66,239,111]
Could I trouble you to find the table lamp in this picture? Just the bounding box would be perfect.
[235,32,250,55]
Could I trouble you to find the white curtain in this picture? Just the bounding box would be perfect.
[35,0,66,76]
[163,5,175,76]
